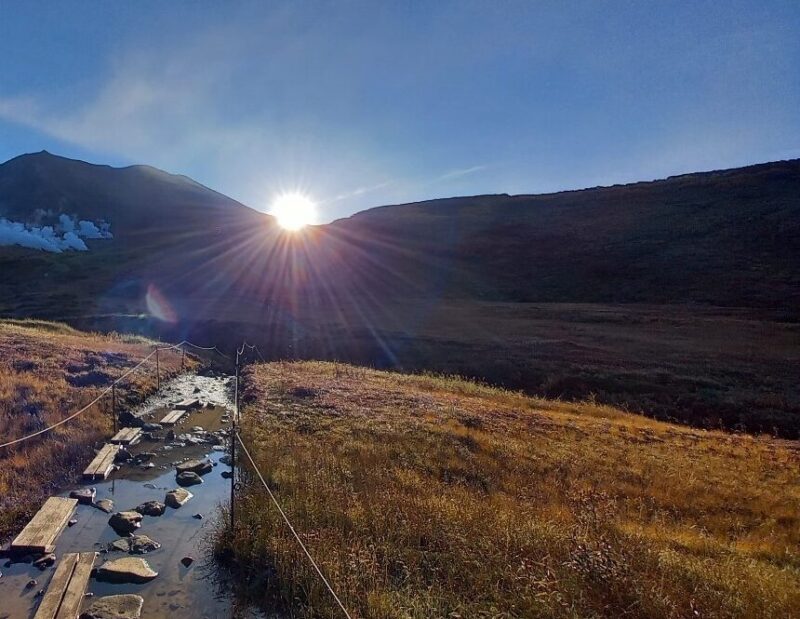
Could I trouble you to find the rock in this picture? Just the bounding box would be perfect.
[108,539,131,553]
[26,579,36,588]
[205,402,214,409]
[68,519,78,527]
[129,535,161,554]
[191,426,203,433]
[95,558,158,584]
[165,488,193,508]
[141,432,162,442]
[165,430,175,441]
[94,499,114,513]
[180,556,193,567]
[108,511,143,535]
[132,452,156,464]
[70,487,96,505]
[33,553,55,569]
[114,448,133,463]
[80,594,144,619]
[141,462,155,469]
[193,386,201,393]
[219,455,232,466]
[221,470,233,479]
[134,501,165,517]
[176,471,203,486]
[176,459,213,475]
[142,423,163,432]
[192,513,203,520]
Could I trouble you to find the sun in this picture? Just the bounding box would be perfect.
[270,192,318,231]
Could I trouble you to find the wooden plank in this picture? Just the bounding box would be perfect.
[83,443,119,480]
[11,497,78,554]
[160,409,186,426]
[33,553,79,619]
[54,552,96,619]
[33,552,97,619]
[110,427,141,445]
[175,398,200,410]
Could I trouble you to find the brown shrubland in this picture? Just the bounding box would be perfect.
[218,361,800,618]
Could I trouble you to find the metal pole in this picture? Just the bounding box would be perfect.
[155,347,160,390]
[231,352,239,532]
[112,384,117,433]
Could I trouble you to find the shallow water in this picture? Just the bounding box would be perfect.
[0,373,265,619]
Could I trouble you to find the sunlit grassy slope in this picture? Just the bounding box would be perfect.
[221,361,800,619]
[0,319,190,540]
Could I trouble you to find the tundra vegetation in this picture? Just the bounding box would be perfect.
[217,361,800,619]
[0,319,190,539]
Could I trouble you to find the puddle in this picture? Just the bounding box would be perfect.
[0,373,266,619]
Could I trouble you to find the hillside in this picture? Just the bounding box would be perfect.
[0,152,799,437]
[323,159,800,309]
[0,319,189,540]
[220,361,800,618]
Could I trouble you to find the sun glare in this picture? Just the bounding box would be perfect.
[271,192,318,231]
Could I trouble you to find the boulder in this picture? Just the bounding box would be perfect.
[133,501,165,517]
[70,487,96,505]
[164,488,193,508]
[176,459,213,475]
[114,449,132,463]
[108,511,143,535]
[94,499,114,514]
[175,471,203,486]
[80,594,144,619]
[95,558,158,584]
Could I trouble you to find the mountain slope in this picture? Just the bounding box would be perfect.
[322,159,800,309]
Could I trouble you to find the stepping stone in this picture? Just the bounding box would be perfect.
[79,594,144,619]
[164,488,193,508]
[176,459,213,475]
[108,512,142,535]
[108,539,131,553]
[129,535,161,555]
[69,488,96,505]
[93,499,114,514]
[176,471,203,486]
[95,557,158,584]
[134,501,165,517]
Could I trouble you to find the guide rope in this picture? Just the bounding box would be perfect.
[234,431,354,619]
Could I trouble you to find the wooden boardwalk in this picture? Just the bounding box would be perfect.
[160,409,186,426]
[11,497,78,554]
[175,398,200,410]
[33,552,97,619]
[82,443,119,480]
[110,427,142,445]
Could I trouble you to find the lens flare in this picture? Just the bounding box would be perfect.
[145,283,177,323]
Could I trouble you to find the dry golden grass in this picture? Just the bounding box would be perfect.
[219,361,800,619]
[0,319,192,540]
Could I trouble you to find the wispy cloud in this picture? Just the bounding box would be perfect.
[433,164,490,183]
[325,181,396,204]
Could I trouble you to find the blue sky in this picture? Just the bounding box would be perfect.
[0,1,798,222]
